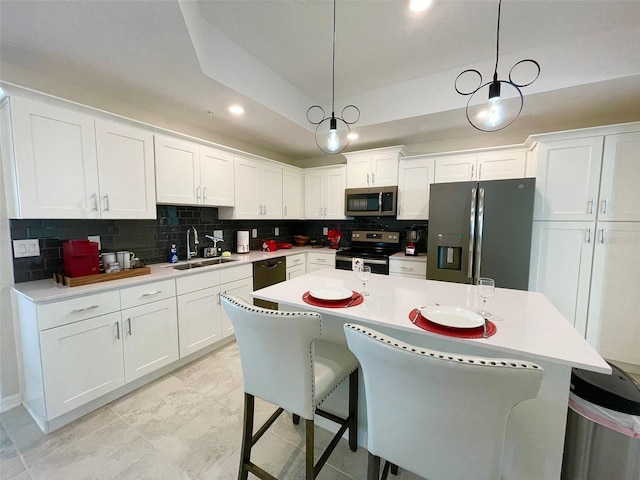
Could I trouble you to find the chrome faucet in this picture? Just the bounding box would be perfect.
[205,235,224,257]
[187,226,199,261]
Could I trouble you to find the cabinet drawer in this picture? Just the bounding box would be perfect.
[120,279,176,310]
[307,251,335,266]
[176,270,221,295]
[389,260,427,277]
[220,263,252,284]
[286,253,306,268]
[38,290,121,331]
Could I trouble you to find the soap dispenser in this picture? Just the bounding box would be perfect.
[169,244,178,263]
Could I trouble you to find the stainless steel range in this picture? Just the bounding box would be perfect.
[335,231,401,275]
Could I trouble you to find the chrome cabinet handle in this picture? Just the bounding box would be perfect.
[324,207,327,216]
[196,186,201,201]
[586,228,591,244]
[284,205,287,216]
[263,204,266,215]
[478,164,482,180]
[91,193,98,211]
[468,187,477,279]
[72,305,99,313]
[115,322,120,340]
[400,266,413,271]
[601,199,608,214]
[599,229,605,244]
[203,186,207,202]
[217,292,221,305]
[127,318,132,336]
[588,199,594,215]
[367,173,370,185]
[372,172,375,184]
[471,164,475,180]
[103,194,110,212]
[319,207,323,216]
[141,290,162,297]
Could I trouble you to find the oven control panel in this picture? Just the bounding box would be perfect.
[351,231,400,244]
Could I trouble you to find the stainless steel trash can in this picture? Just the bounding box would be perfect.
[561,362,640,480]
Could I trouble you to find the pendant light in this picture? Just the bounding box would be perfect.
[455,0,540,132]
[307,0,359,154]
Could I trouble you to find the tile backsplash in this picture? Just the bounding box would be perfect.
[9,205,427,283]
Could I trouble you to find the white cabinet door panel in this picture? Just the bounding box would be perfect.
[233,157,261,218]
[477,151,526,180]
[599,132,640,222]
[529,221,594,336]
[397,157,435,220]
[220,278,252,338]
[11,97,99,218]
[154,135,199,205]
[534,137,603,221]
[324,167,347,219]
[345,154,370,188]
[304,172,323,219]
[263,164,283,218]
[177,287,221,357]
[96,120,155,219]
[122,298,179,382]
[434,155,476,183]
[371,154,399,186]
[40,312,124,419]
[586,223,640,366]
[283,169,304,219]
[200,146,234,206]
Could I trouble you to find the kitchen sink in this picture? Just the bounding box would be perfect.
[172,258,238,270]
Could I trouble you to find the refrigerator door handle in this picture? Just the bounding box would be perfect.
[475,187,485,280]
[468,187,477,279]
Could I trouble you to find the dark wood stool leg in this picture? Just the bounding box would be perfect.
[368,452,381,480]
[239,393,255,480]
[293,414,300,425]
[390,463,399,475]
[305,419,314,480]
[348,368,358,452]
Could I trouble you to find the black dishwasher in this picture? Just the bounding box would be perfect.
[253,257,286,310]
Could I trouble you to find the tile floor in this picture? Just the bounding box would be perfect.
[0,342,425,480]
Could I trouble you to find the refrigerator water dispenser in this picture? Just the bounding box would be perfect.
[436,234,463,271]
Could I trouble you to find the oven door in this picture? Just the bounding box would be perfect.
[335,255,389,275]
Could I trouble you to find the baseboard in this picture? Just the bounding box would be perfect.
[0,393,22,413]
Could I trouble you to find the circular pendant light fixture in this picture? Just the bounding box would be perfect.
[307,0,359,154]
[455,0,540,132]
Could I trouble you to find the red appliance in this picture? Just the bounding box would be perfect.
[328,229,342,249]
[261,240,278,252]
[277,242,292,249]
[63,240,100,277]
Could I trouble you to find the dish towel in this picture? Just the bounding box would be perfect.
[352,257,364,271]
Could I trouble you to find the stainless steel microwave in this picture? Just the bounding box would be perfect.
[344,186,397,217]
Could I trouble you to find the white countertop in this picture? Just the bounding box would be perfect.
[12,246,336,303]
[251,268,610,374]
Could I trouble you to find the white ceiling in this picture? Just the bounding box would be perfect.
[1,0,639,163]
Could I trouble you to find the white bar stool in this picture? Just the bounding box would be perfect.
[344,323,544,480]
[221,295,359,480]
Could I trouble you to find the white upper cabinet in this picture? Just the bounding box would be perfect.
[345,146,407,188]
[155,135,234,207]
[599,132,640,222]
[397,156,435,220]
[2,95,156,219]
[304,166,347,219]
[282,168,304,219]
[219,156,282,219]
[533,137,604,221]
[434,149,526,183]
[95,119,156,219]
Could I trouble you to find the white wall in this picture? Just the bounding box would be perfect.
[0,106,21,411]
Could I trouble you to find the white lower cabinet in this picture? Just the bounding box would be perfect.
[286,253,306,280]
[121,298,179,382]
[307,251,335,272]
[177,286,221,357]
[219,277,253,338]
[389,258,427,279]
[40,311,124,419]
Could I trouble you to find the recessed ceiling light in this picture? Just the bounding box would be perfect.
[228,105,244,115]
[408,0,433,12]
[347,132,359,140]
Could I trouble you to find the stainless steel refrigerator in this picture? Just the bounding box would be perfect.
[426,178,535,290]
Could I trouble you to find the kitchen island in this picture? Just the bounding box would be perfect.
[251,269,610,480]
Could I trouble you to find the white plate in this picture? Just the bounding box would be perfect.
[419,305,484,329]
[309,287,353,301]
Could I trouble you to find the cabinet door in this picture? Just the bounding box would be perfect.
[324,167,347,219]
[10,96,100,218]
[533,137,603,221]
[528,221,594,336]
[371,153,399,186]
[220,278,253,338]
[434,154,476,183]
[287,265,306,280]
[95,120,156,219]
[40,312,124,419]
[599,132,640,222]
[304,171,324,219]
[177,286,221,357]
[283,169,304,219]
[262,164,283,218]
[122,298,179,382]
[586,223,640,366]
[200,146,234,206]
[233,156,262,218]
[397,157,435,220]
[154,135,200,205]
[346,154,371,188]
[476,150,526,181]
